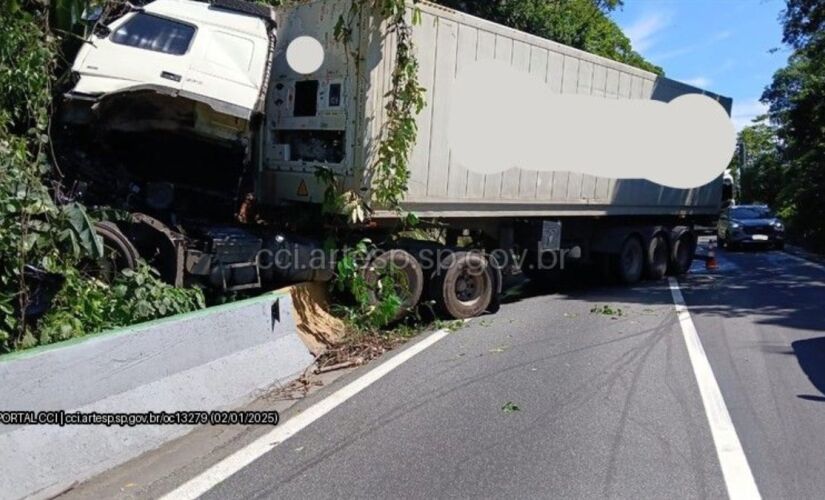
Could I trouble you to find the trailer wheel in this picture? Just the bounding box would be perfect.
[669,233,696,275]
[645,234,669,281]
[432,251,493,319]
[80,221,139,283]
[615,236,644,285]
[364,249,424,322]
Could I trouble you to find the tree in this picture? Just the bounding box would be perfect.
[735,122,785,207]
[433,0,663,75]
[762,0,825,249]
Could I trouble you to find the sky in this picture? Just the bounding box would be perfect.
[611,0,790,131]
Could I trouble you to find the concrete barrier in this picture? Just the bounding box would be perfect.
[0,291,315,500]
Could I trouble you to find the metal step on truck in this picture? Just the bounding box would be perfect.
[58,0,733,319]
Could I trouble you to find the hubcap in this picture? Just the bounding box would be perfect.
[455,269,482,303]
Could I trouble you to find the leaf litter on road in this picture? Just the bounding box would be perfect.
[590,304,624,318]
[501,402,521,414]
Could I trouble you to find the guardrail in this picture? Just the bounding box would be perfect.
[0,290,316,500]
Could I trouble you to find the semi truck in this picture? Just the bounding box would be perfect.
[58,0,733,319]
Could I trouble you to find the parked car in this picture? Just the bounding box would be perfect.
[718,205,785,250]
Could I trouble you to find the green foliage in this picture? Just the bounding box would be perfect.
[332,239,404,330]
[0,8,56,134]
[433,0,663,75]
[760,0,825,250]
[735,122,785,207]
[501,401,521,414]
[590,304,623,317]
[1,1,205,352]
[0,7,67,350]
[369,0,426,210]
[36,265,205,349]
[314,166,369,223]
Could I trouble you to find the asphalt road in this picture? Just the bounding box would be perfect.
[184,246,823,499]
[203,281,725,498]
[64,245,825,499]
[681,247,825,499]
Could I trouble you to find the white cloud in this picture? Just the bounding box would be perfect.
[731,98,769,131]
[683,76,712,88]
[647,30,734,63]
[623,11,672,53]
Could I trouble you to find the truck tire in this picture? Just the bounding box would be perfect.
[80,221,139,283]
[615,236,644,285]
[364,249,424,322]
[432,251,493,319]
[668,233,696,275]
[645,234,669,281]
[486,254,503,314]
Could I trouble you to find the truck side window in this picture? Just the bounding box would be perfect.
[111,13,196,56]
[294,80,319,117]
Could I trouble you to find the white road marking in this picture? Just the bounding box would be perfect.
[668,277,761,500]
[161,328,454,500]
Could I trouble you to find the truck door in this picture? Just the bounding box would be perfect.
[182,25,270,120]
[75,12,195,96]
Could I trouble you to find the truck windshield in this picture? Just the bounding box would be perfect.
[111,13,195,55]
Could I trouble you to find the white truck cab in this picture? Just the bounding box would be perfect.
[68,0,275,132]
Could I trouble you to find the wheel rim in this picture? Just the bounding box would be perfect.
[454,267,483,305]
[79,228,137,283]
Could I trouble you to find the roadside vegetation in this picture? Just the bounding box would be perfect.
[0,1,205,352]
[732,0,825,252]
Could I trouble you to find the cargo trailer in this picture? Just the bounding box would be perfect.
[262,0,732,219]
[61,0,734,319]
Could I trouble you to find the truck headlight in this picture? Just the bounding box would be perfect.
[774,222,784,231]
[731,222,741,230]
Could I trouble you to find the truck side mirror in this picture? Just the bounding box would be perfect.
[92,24,111,38]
